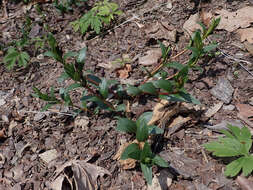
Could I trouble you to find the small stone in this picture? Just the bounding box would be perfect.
[34,113,46,121]
[39,149,58,164]
[223,104,235,111]
[210,77,234,104]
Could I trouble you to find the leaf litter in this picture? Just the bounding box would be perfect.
[50,159,111,190]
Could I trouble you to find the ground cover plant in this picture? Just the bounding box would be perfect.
[33,16,222,184]
[204,124,253,177]
[71,0,122,34]
[2,0,253,189]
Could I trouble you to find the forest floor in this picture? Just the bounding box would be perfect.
[1,0,253,189]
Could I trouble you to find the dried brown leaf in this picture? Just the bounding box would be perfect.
[148,99,169,125]
[216,7,253,32]
[183,13,202,36]
[236,103,253,121]
[139,49,162,66]
[50,159,111,190]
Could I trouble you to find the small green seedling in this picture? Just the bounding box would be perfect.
[2,46,30,70]
[203,125,253,177]
[2,26,31,70]
[71,0,122,34]
[117,112,168,185]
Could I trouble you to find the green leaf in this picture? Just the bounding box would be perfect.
[3,50,19,62]
[204,17,221,39]
[152,155,169,168]
[66,83,82,92]
[6,58,17,70]
[139,83,157,95]
[148,125,164,135]
[140,142,153,163]
[115,104,126,112]
[203,138,243,157]
[91,16,102,34]
[57,72,70,83]
[81,95,112,110]
[32,87,59,103]
[242,156,253,176]
[203,44,217,53]
[225,157,245,177]
[41,103,55,111]
[116,117,137,133]
[158,40,170,59]
[86,74,102,85]
[18,52,30,67]
[99,78,109,99]
[63,51,78,60]
[121,143,141,160]
[77,47,86,63]
[98,5,110,16]
[165,62,184,71]
[136,112,153,127]
[44,51,60,61]
[154,79,173,92]
[136,122,149,142]
[197,21,207,34]
[161,91,200,105]
[127,85,142,96]
[140,163,153,185]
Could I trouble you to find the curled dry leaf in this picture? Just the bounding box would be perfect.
[215,6,253,32]
[236,176,253,190]
[145,21,177,42]
[139,49,162,66]
[148,99,169,125]
[50,159,111,190]
[116,64,132,79]
[113,141,137,170]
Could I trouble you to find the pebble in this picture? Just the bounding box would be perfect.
[223,104,235,111]
[210,77,234,104]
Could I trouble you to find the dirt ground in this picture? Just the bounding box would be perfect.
[1,0,253,189]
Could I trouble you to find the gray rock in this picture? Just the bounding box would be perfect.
[210,77,234,104]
